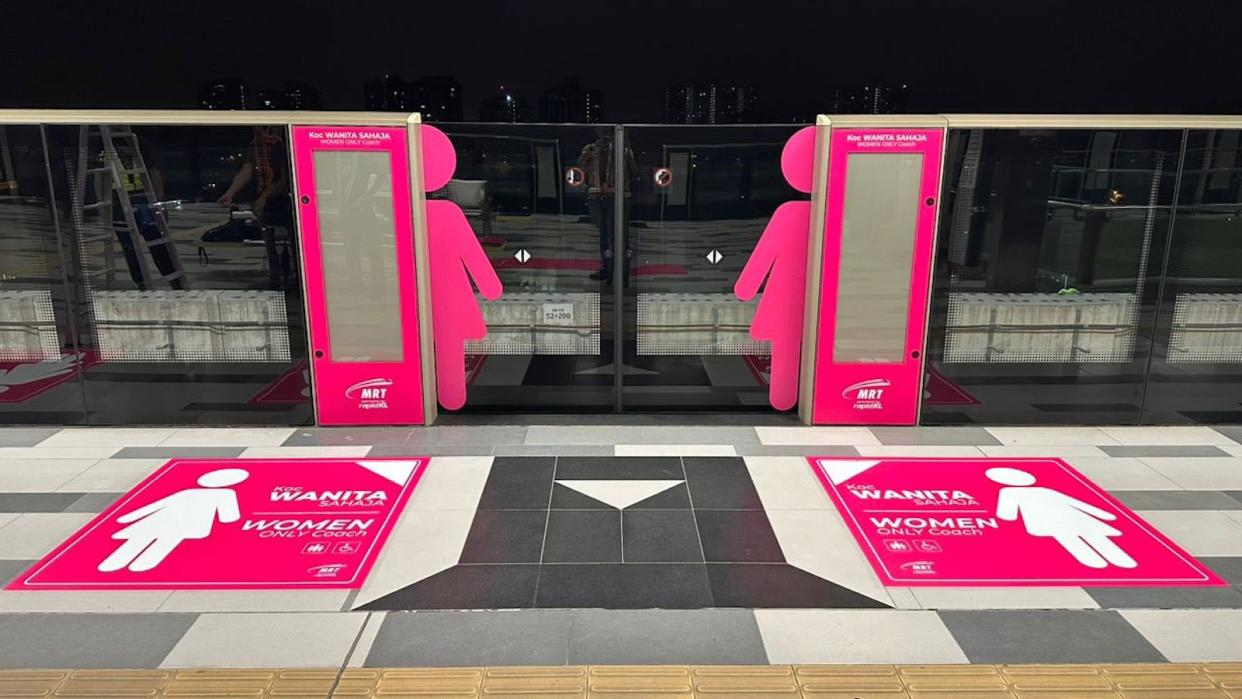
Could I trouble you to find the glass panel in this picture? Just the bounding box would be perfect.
[833,152,922,363]
[1141,129,1242,423]
[0,125,87,424]
[42,124,313,425]
[921,128,1181,425]
[434,123,612,411]
[312,150,403,362]
[623,124,803,411]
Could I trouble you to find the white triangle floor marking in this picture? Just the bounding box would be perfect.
[555,479,683,509]
[356,459,421,486]
[819,459,881,486]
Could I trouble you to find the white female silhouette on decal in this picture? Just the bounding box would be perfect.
[987,466,1137,569]
[98,468,249,573]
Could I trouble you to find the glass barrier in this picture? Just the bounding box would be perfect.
[923,128,1182,424]
[30,124,312,425]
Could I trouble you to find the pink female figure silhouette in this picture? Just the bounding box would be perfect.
[734,126,815,410]
[422,125,503,410]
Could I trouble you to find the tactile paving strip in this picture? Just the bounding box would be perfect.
[0,665,1239,698]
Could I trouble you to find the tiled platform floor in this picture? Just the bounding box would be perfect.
[3,664,1241,697]
[1,424,1242,667]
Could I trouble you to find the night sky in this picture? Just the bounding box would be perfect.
[2,0,1238,121]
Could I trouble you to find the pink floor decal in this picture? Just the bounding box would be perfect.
[9,457,427,590]
[808,456,1225,587]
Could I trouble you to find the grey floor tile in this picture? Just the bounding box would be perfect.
[1228,491,1242,506]
[365,610,573,666]
[370,445,492,456]
[0,428,59,447]
[406,427,527,446]
[0,492,84,513]
[0,613,197,669]
[0,559,31,587]
[735,445,861,456]
[567,609,766,664]
[64,492,125,512]
[1201,557,1242,585]
[939,610,1166,663]
[491,445,614,457]
[1085,585,1242,609]
[1102,445,1231,458]
[870,427,1000,446]
[111,447,246,459]
[1111,490,1242,510]
[1212,426,1242,445]
[283,428,413,446]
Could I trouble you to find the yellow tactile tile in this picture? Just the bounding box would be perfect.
[691,665,800,697]
[587,665,692,697]
[795,664,907,698]
[4,663,1242,697]
[481,666,587,697]
[0,671,67,698]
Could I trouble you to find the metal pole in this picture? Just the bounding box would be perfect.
[613,124,625,412]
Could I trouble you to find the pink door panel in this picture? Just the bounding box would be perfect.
[293,126,424,425]
[812,128,943,425]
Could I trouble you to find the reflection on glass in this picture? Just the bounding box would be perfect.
[833,153,921,363]
[312,150,403,363]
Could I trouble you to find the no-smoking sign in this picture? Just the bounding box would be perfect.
[653,167,673,188]
[565,166,585,188]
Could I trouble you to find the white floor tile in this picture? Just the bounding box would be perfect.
[755,426,880,446]
[0,513,92,559]
[157,589,350,612]
[405,457,491,511]
[0,459,99,492]
[1135,510,1242,556]
[614,444,737,456]
[0,514,16,530]
[353,508,477,608]
[346,612,387,667]
[910,587,1099,610]
[159,612,367,668]
[886,587,923,609]
[161,428,295,447]
[1121,610,1242,661]
[55,459,166,493]
[1099,426,1234,446]
[39,428,176,448]
[766,509,891,606]
[978,446,1110,458]
[0,590,171,613]
[855,446,987,457]
[985,427,1119,446]
[1139,457,1242,490]
[755,610,968,664]
[744,456,832,510]
[239,446,373,458]
[1063,457,1182,491]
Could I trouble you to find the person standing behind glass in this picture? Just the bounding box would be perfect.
[578,127,636,286]
[217,126,293,289]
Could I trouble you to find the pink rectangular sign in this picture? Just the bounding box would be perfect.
[809,456,1225,587]
[8,457,427,590]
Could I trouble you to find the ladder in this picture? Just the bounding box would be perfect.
[74,125,188,290]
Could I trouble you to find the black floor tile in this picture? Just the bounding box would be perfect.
[623,510,703,563]
[682,457,763,509]
[543,510,621,563]
[475,457,555,510]
[694,510,785,563]
[534,563,714,609]
[706,564,889,608]
[459,510,547,563]
[357,564,540,610]
[555,457,683,480]
[550,482,691,510]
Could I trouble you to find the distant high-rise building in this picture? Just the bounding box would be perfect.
[364,75,463,121]
[828,84,911,114]
[478,86,531,123]
[199,78,246,110]
[540,77,605,123]
[255,81,323,110]
[664,83,758,124]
